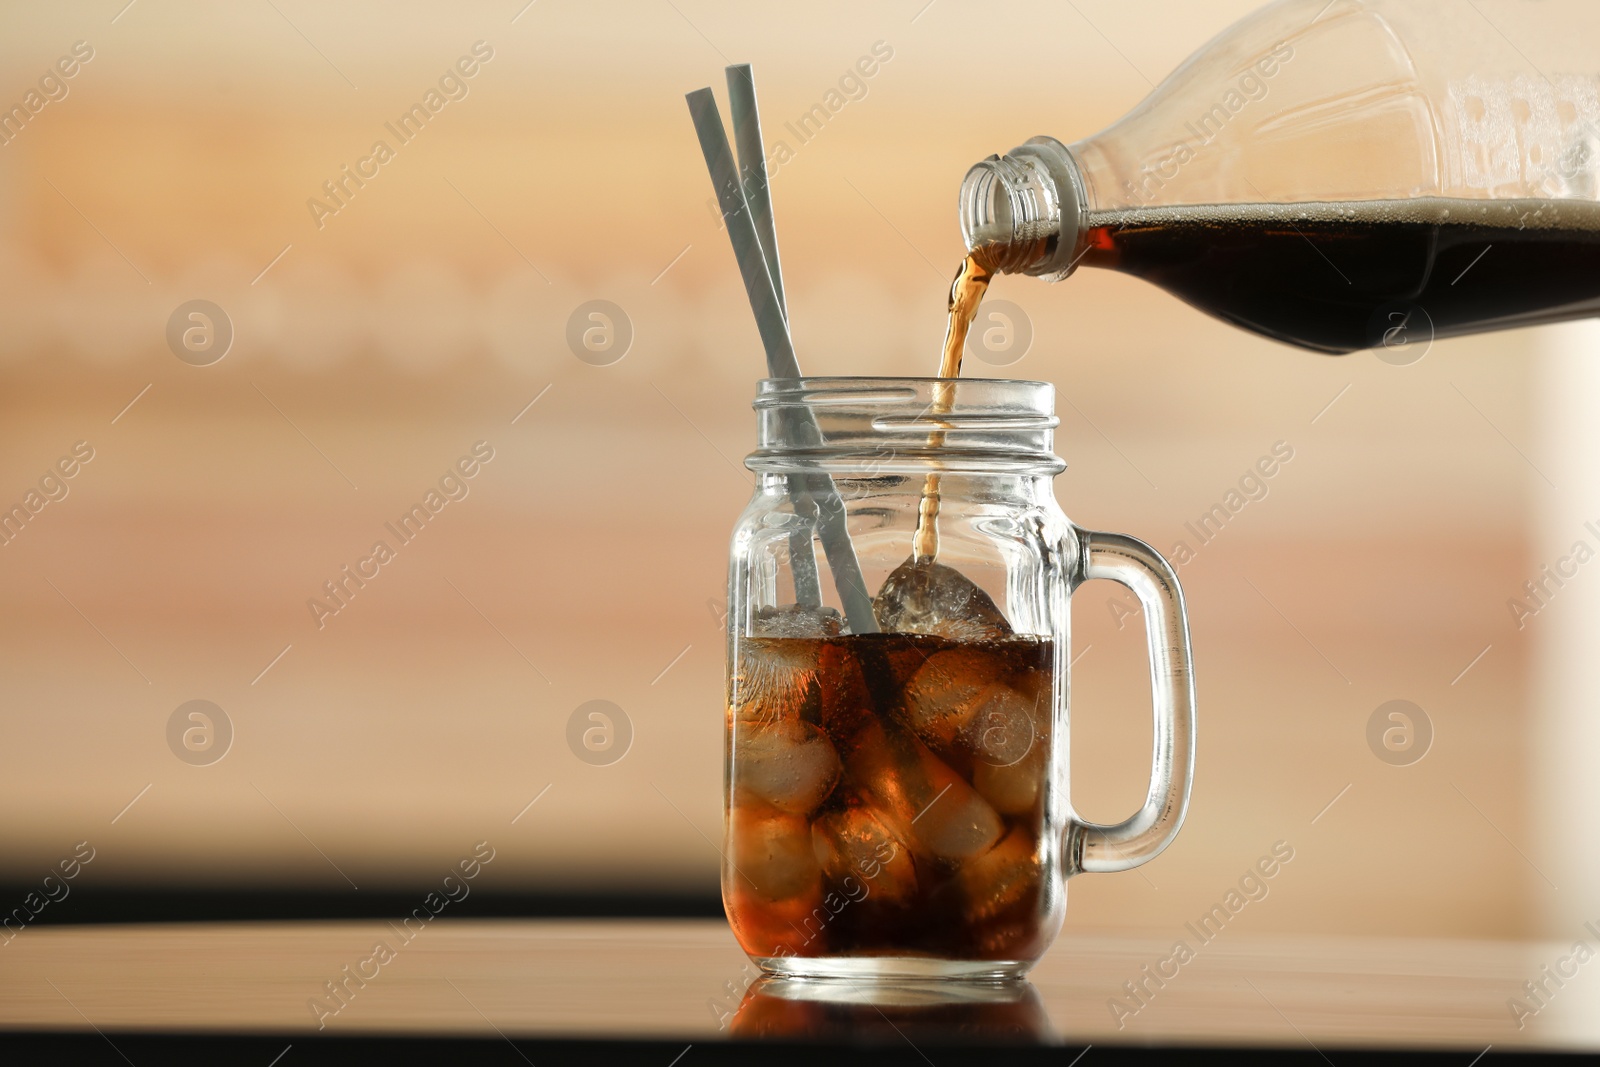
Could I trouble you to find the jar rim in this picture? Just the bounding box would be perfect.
[749,376,1064,476]
[755,374,1054,391]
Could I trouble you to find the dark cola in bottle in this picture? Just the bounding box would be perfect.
[956,0,1600,354]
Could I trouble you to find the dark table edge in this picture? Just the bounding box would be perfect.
[0,886,725,925]
[0,1030,1584,1065]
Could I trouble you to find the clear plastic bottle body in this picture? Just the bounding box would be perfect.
[961,0,1600,352]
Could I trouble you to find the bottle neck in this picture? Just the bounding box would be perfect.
[958,137,1089,281]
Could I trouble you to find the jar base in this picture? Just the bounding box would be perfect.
[755,955,1034,981]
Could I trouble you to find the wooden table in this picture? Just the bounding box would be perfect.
[2,919,1594,1062]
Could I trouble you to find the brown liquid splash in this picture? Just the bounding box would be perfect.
[911,249,996,563]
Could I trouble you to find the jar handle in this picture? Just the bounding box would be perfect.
[1066,528,1196,875]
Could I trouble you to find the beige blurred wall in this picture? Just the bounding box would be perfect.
[0,1,1548,940]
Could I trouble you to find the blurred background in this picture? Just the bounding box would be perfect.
[0,0,1588,949]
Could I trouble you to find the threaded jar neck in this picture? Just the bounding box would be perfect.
[749,377,1064,476]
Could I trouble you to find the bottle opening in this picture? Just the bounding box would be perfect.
[959,138,1087,280]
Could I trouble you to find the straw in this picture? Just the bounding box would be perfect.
[685,83,879,634]
[723,65,817,606]
[686,88,799,376]
[685,85,818,609]
[726,64,787,320]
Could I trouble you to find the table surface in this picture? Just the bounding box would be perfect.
[1,918,1595,1054]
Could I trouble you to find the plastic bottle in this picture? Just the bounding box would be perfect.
[959,0,1600,353]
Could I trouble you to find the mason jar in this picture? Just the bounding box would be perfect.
[724,376,1195,980]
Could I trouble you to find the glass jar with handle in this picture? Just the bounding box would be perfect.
[723,376,1195,979]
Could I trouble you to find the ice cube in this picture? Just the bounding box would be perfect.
[725,881,825,959]
[906,778,1005,861]
[752,604,844,639]
[899,648,994,753]
[810,805,918,905]
[956,826,1041,922]
[734,719,841,815]
[873,558,1012,641]
[732,606,846,724]
[733,644,817,723]
[728,799,822,902]
[846,717,1003,862]
[963,683,1040,768]
[972,742,1046,816]
[968,681,1048,813]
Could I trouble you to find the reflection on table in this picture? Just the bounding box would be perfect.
[731,976,1053,1044]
